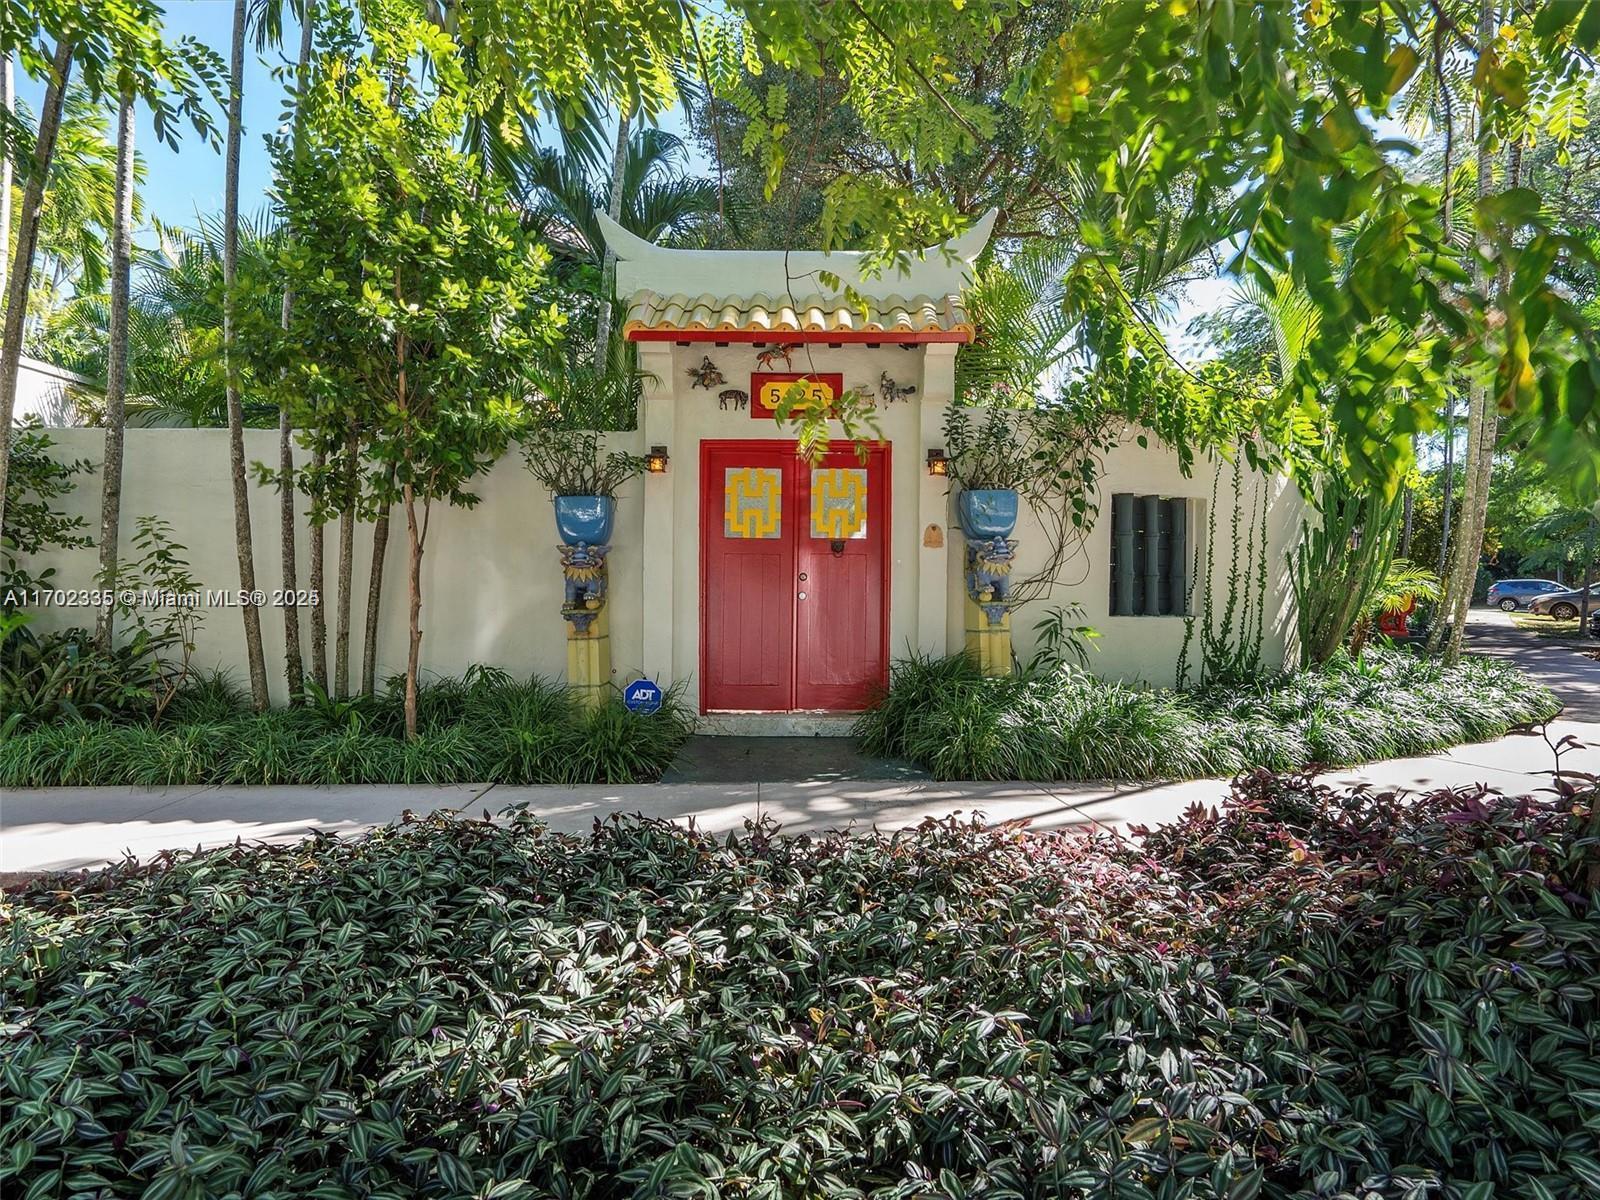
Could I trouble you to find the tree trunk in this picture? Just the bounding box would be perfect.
[0,39,72,536]
[591,108,630,372]
[1436,0,1500,666]
[361,467,394,695]
[402,484,424,739]
[334,431,355,697]
[94,86,136,649]
[275,2,316,699]
[1399,435,1415,558]
[222,0,270,709]
[308,446,329,688]
[1,54,13,305]
[1435,393,1455,580]
[1580,524,1595,638]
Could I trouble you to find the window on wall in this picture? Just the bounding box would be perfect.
[1109,494,1194,617]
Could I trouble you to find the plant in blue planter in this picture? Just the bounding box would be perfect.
[942,405,1029,538]
[521,427,646,546]
[943,404,1035,627]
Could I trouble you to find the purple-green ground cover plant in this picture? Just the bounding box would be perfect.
[2,765,1596,1198]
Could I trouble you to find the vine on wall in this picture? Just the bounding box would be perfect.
[1177,448,1271,689]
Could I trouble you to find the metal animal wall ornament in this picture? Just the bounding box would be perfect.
[878,371,917,405]
[755,343,797,371]
[688,356,725,389]
[718,388,749,411]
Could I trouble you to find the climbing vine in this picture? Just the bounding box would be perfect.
[1178,448,1272,689]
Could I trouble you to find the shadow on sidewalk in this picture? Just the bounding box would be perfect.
[659,735,930,784]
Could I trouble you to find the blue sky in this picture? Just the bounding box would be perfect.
[15,1,294,228]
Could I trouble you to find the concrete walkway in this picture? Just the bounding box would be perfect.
[3,609,1594,877]
[4,718,1593,877]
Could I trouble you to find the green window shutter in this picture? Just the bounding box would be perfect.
[1141,494,1164,616]
[1167,498,1189,616]
[1112,494,1136,616]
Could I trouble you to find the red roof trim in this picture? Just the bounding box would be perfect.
[624,328,971,345]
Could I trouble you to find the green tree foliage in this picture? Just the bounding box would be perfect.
[26,214,284,427]
[686,0,1098,250]
[0,0,224,537]
[269,6,558,736]
[704,0,1599,494]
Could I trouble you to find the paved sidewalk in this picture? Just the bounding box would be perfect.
[4,719,1592,876]
[6,606,1594,879]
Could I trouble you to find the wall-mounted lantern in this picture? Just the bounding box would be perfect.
[926,448,949,477]
[645,445,671,474]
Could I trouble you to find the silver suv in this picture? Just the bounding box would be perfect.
[1485,578,1563,611]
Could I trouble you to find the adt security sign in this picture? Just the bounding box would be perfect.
[623,678,663,715]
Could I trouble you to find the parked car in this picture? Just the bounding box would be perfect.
[1486,578,1564,611]
[1529,583,1600,620]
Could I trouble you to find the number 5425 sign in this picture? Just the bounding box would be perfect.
[750,372,844,421]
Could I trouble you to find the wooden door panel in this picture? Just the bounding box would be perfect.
[794,447,888,710]
[701,448,794,711]
[701,441,887,713]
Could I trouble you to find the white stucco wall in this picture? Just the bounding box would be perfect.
[11,369,1302,717]
[12,427,647,706]
[1001,438,1301,685]
[13,356,95,426]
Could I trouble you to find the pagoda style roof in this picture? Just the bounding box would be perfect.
[595,210,996,344]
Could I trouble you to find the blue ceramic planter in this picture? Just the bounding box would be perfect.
[554,495,615,546]
[957,488,1019,539]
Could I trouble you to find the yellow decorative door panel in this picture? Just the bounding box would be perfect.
[810,468,868,539]
[723,467,782,538]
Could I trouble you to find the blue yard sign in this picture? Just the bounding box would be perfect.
[623,678,663,715]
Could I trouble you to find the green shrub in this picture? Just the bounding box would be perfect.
[856,644,1560,780]
[3,776,1594,1198]
[0,671,693,787]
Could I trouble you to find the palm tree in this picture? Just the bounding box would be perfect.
[1432,0,1501,666]
[1,53,13,305]
[27,213,285,429]
[93,82,135,649]
[33,87,119,311]
[520,126,717,268]
[0,36,74,536]
[592,109,630,371]
[222,0,270,711]
[520,123,716,391]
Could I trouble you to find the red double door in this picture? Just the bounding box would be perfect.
[701,441,889,712]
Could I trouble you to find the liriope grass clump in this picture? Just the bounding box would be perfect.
[856,644,1559,780]
[4,778,1595,1198]
[0,669,692,787]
